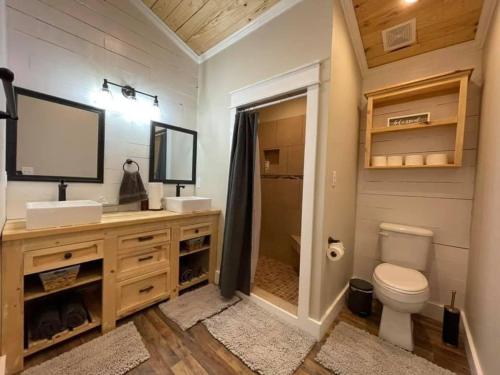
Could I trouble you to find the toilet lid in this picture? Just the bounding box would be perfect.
[374,263,428,293]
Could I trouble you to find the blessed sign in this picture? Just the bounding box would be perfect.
[387,112,430,127]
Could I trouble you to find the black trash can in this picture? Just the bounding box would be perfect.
[347,278,373,317]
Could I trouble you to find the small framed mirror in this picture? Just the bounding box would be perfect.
[6,87,105,183]
[149,121,197,184]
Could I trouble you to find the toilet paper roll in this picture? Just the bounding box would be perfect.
[148,183,164,210]
[327,242,345,262]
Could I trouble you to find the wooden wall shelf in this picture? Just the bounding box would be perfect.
[366,164,458,170]
[370,118,457,134]
[364,70,472,169]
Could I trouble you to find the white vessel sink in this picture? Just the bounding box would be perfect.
[166,196,212,213]
[26,200,102,230]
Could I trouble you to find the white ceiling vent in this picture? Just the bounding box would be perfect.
[382,19,417,52]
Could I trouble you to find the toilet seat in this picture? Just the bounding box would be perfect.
[374,263,428,294]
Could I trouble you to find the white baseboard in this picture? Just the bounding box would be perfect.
[237,282,349,341]
[461,311,484,375]
[314,283,349,339]
[214,269,220,285]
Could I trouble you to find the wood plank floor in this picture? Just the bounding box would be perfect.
[24,300,470,374]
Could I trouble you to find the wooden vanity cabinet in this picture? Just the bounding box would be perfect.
[0,210,219,374]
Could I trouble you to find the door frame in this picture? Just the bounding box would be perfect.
[228,62,320,337]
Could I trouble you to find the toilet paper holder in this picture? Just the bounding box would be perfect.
[327,236,344,261]
[328,236,340,244]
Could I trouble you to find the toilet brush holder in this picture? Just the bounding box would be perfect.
[442,290,460,346]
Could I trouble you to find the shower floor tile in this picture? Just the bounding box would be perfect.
[253,256,299,306]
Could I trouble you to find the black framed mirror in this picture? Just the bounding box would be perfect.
[6,87,105,183]
[149,121,197,184]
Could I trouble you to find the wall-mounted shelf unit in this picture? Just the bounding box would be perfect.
[364,70,472,169]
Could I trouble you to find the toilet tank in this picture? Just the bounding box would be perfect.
[379,223,433,271]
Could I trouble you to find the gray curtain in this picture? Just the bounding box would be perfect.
[219,111,259,298]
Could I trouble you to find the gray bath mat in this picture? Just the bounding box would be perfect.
[315,322,455,375]
[159,284,240,330]
[23,322,149,375]
[203,299,316,375]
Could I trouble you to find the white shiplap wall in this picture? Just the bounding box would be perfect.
[354,79,481,318]
[5,0,198,218]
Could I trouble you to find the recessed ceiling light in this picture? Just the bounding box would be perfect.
[404,0,418,4]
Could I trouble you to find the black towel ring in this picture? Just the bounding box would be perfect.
[123,159,139,172]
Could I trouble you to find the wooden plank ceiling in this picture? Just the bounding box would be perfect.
[143,0,281,55]
[353,0,484,68]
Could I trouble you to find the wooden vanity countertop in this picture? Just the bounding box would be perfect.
[1,209,221,241]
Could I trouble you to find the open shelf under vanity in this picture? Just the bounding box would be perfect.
[177,226,212,292]
[24,285,102,357]
[23,258,104,358]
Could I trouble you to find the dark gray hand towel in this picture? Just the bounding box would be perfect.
[119,170,148,204]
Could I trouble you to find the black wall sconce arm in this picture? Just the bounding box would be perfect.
[0,68,17,121]
[103,79,158,102]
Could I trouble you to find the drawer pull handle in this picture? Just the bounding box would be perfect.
[139,286,154,293]
[138,255,154,262]
[194,229,199,233]
[64,252,73,260]
[138,235,154,242]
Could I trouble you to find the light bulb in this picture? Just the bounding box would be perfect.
[404,0,418,4]
[97,80,113,109]
[150,97,160,120]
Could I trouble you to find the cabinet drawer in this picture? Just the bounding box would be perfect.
[180,223,211,241]
[116,270,170,317]
[118,229,170,250]
[117,244,169,280]
[24,240,104,275]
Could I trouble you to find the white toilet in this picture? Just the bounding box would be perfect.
[373,222,433,351]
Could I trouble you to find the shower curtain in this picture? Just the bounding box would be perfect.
[219,111,260,298]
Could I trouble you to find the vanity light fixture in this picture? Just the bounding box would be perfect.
[150,96,160,120]
[98,79,160,119]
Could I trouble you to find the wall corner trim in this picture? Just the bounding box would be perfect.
[339,0,369,76]
[474,0,499,48]
[199,0,303,63]
[129,0,304,65]
[461,311,484,375]
[128,0,201,64]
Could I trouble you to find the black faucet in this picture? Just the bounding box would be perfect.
[58,180,68,201]
[175,184,185,197]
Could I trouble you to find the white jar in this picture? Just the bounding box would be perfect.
[372,156,387,167]
[387,155,403,167]
[405,154,424,166]
[426,153,448,166]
